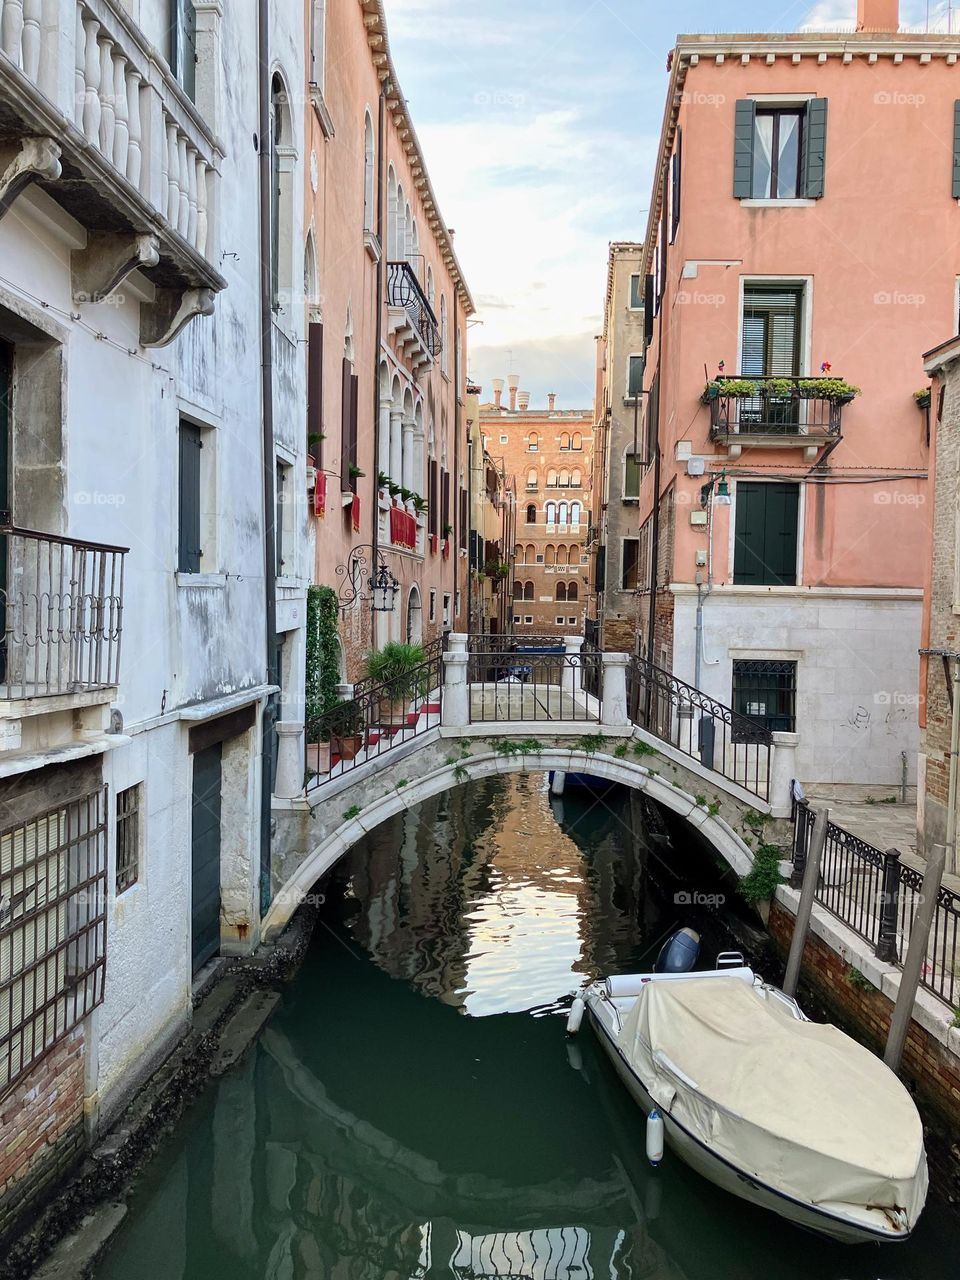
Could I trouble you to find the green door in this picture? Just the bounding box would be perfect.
[733,482,799,586]
[191,743,222,972]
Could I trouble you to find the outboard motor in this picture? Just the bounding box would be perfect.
[655,927,701,974]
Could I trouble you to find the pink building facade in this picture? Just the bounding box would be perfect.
[629,2,960,792]
[303,0,473,679]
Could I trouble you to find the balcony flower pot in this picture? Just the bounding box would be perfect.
[327,699,365,760]
[333,733,364,760]
[364,642,427,727]
[306,741,330,775]
[914,389,931,410]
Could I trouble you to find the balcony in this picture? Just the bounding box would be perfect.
[1,521,126,705]
[706,377,855,461]
[0,0,225,345]
[386,261,440,375]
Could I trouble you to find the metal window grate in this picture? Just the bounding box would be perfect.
[0,788,107,1094]
[115,785,140,895]
[732,659,797,734]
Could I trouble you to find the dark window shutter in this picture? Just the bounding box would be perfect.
[953,101,960,198]
[349,374,359,490]
[801,98,828,199]
[734,482,798,586]
[178,421,202,573]
[643,274,654,345]
[733,99,756,198]
[429,460,438,535]
[307,322,323,463]
[670,129,682,241]
[459,487,467,543]
[441,468,450,530]
[339,357,351,489]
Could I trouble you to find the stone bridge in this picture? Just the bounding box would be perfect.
[266,636,798,940]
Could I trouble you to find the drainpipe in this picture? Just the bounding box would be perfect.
[257,0,278,914]
[371,84,386,647]
[693,480,716,689]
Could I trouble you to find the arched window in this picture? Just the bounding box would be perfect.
[572,431,582,450]
[558,468,569,488]
[405,203,414,259]
[526,543,536,563]
[527,432,539,452]
[545,501,557,525]
[406,586,423,645]
[303,230,319,307]
[440,294,448,374]
[363,112,376,232]
[570,501,582,526]
[526,468,537,489]
[514,544,523,563]
[556,545,568,567]
[571,468,582,488]
[270,73,293,310]
[567,581,579,602]
[557,502,568,525]
[525,503,536,524]
[559,432,570,450]
[556,581,567,602]
[524,581,535,601]
[544,544,556,566]
[513,580,522,599]
[395,180,405,259]
[546,468,557,487]
[426,265,435,307]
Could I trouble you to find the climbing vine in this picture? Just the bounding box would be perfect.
[306,585,341,723]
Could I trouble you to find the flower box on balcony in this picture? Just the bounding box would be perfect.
[429,533,439,555]
[442,538,450,560]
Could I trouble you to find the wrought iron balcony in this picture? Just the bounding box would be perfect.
[707,376,853,457]
[0,520,127,700]
[386,261,440,371]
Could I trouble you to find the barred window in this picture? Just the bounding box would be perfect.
[732,660,797,734]
[115,786,141,895]
[0,789,107,1093]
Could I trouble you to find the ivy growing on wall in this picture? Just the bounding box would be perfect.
[306,585,341,723]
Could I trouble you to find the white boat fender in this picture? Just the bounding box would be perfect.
[646,1110,665,1167]
[566,996,585,1036]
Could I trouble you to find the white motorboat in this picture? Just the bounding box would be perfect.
[567,932,928,1245]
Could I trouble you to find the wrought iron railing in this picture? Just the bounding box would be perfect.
[467,647,601,724]
[0,521,127,699]
[386,261,441,357]
[351,633,447,703]
[792,799,960,1009]
[467,633,562,654]
[305,644,444,792]
[627,656,772,799]
[708,377,847,440]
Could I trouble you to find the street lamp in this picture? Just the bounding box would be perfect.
[335,545,399,613]
[700,471,731,507]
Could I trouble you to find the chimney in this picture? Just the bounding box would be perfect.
[517,391,531,412]
[507,373,519,412]
[492,377,504,410]
[856,0,899,31]
[547,393,557,412]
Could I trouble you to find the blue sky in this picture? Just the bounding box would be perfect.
[383,0,954,408]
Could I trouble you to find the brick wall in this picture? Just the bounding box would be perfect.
[0,1028,86,1242]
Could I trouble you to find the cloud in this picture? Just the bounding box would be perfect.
[469,331,600,410]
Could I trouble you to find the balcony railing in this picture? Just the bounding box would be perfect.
[0,521,127,699]
[387,261,441,358]
[708,377,849,441]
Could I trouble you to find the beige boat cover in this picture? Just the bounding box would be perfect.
[617,977,927,1224]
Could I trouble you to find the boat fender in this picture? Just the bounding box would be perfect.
[566,996,585,1036]
[646,1109,665,1167]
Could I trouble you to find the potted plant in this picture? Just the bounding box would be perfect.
[364,641,427,727]
[400,485,414,507]
[795,377,861,403]
[496,563,511,579]
[328,698,366,760]
[388,479,402,503]
[304,585,341,775]
[701,378,759,403]
[412,494,428,526]
[349,464,365,481]
[914,387,931,410]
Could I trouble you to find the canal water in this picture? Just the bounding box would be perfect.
[98,774,957,1279]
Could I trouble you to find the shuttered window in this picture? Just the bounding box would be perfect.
[627,354,644,398]
[170,0,197,101]
[733,482,799,586]
[670,129,682,241]
[624,453,642,500]
[307,321,323,465]
[953,101,960,199]
[339,360,358,493]
[741,286,803,377]
[734,99,827,199]
[178,420,202,573]
[629,274,643,309]
[643,275,654,345]
[429,461,438,536]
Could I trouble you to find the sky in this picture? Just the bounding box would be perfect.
[382,0,956,409]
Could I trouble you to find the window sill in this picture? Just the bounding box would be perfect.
[739,198,816,208]
[363,230,381,262]
[177,572,226,589]
[310,85,335,140]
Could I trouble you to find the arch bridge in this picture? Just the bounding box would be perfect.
[267,635,798,940]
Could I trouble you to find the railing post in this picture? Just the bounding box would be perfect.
[600,652,631,728]
[875,848,902,963]
[562,635,583,697]
[442,632,469,728]
[273,722,304,800]
[791,803,809,889]
[769,731,799,818]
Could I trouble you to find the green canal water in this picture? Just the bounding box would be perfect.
[98,775,958,1279]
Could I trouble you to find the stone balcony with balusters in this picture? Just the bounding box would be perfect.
[0,0,225,344]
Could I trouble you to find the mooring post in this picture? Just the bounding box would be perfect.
[875,847,902,964]
[783,805,829,998]
[884,842,947,1072]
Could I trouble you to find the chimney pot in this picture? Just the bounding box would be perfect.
[507,374,519,412]
[547,393,557,411]
[518,391,531,412]
[856,0,899,31]
[492,377,504,410]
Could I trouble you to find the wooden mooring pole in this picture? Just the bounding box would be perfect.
[783,806,829,998]
[884,842,947,1073]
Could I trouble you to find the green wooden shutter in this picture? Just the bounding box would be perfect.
[348,373,359,491]
[643,274,654,345]
[339,357,351,490]
[802,98,828,198]
[733,100,756,198]
[953,101,960,198]
[734,482,799,585]
[306,321,323,463]
[178,421,202,573]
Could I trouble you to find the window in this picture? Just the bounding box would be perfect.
[568,582,578,602]
[733,482,799,586]
[116,785,141,895]
[557,581,567,602]
[527,432,540,452]
[742,285,803,377]
[568,617,577,625]
[429,589,436,622]
[178,418,217,575]
[629,273,643,310]
[556,545,568,567]
[558,469,570,488]
[734,99,827,200]
[526,468,537,488]
[570,502,581,527]
[624,452,642,500]
[525,503,536,524]
[275,458,293,577]
[571,432,582,450]
[169,0,197,101]
[571,469,582,487]
[270,75,294,311]
[560,433,570,450]
[443,593,451,625]
[622,538,640,590]
[440,295,449,375]
[524,615,533,624]
[363,112,376,232]
[501,435,509,445]
[513,580,522,599]
[627,355,643,399]
[513,614,521,624]
[670,129,682,241]
[733,660,797,733]
[310,0,327,90]
[556,616,565,625]
[546,468,558,487]
[544,544,556,566]
[523,581,534,601]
